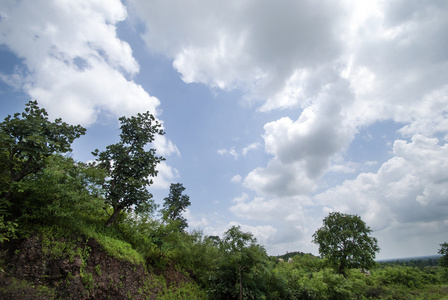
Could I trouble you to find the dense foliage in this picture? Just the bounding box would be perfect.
[1,102,447,299]
[313,212,380,277]
[439,242,448,268]
[0,100,85,217]
[92,112,165,226]
[162,183,191,231]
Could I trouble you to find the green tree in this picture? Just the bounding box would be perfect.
[92,112,164,227]
[312,212,380,277]
[216,225,268,300]
[17,154,105,224]
[161,183,191,231]
[439,242,448,268]
[0,100,85,212]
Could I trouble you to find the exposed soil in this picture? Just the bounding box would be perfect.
[0,235,190,299]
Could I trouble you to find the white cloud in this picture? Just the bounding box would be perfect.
[0,0,159,126]
[27,59,160,126]
[244,159,316,197]
[231,175,242,183]
[314,134,448,257]
[184,209,209,229]
[242,142,261,156]
[217,147,239,159]
[230,193,312,222]
[130,0,448,259]
[153,134,180,157]
[150,161,179,190]
[128,0,347,107]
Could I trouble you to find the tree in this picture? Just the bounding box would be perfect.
[0,100,85,210]
[312,212,380,277]
[92,112,165,227]
[216,226,268,300]
[17,154,105,224]
[161,183,191,231]
[439,242,448,268]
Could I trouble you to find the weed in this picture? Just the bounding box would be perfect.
[95,264,102,276]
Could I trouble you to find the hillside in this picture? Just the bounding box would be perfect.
[0,231,200,299]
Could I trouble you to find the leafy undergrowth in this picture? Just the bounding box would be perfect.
[0,218,206,299]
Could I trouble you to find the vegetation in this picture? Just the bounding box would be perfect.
[92,111,165,227]
[439,242,448,268]
[162,183,191,231]
[1,101,447,299]
[312,212,380,277]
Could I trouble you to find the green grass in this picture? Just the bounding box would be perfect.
[66,216,145,265]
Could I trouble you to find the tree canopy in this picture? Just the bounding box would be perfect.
[0,100,85,212]
[92,112,165,226]
[162,183,191,231]
[439,242,448,268]
[312,212,380,276]
[216,225,268,300]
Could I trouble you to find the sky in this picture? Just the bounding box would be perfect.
[1,0,447,260]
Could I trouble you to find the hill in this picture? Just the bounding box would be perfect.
[0,230,198,299]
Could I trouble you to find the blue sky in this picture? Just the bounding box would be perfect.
[1,0,448,260]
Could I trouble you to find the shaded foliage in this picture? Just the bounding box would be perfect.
[0,100,85,217]
[162,183,191,231]
[439,242,448,268]
[92,112,165,226]
[313,212,380,276]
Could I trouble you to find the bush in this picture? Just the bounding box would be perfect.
[372,266,438,288]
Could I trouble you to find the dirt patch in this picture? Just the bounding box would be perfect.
[0,235,190,299]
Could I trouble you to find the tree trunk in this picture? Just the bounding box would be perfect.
[239,266,243,300]
[338,261,347,277]
[105,206,122,227]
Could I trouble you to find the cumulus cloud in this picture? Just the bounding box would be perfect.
[242,142,261,156]
[217,147,239,159]
[153,134,180,157]
[230,193,312,222]
[129,0,448,169]
[230,175,242,183]
[0,0,159,126]
[150,161,179,190]
[128,0,347,105]
[244,159,316,197]
[315,135,448,249]
[131,0,448,258]
[184,209,210,229]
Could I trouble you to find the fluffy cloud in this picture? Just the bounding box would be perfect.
[230,193,312,222]
[128,0,346,106]
[243,159,316,197]
[314,135,448,257]
[129,0,448,162]
[242,142,261,156]
[229,193,321,254]
[151,161,179,190]
[184,209,209,229]
[0,0,159,126]
[217,147,239,159]
[235,134,448,257]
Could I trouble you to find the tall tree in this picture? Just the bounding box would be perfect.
[439,242,448,268]
[92,112,165,227]
[312,212,380,277]
[161,183,191,231]
[0,100,85,207]
[217,226,268,300]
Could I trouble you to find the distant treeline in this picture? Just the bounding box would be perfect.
[274,251,315,261]
[377,255,442,268]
